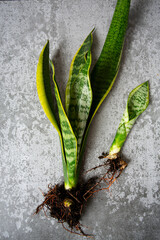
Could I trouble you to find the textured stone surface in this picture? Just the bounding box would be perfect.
[0,0,160,239]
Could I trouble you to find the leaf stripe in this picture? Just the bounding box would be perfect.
[65,31,93,159]
[109,81,149,155]
[50,60,77,188]
[78,0,131,172]
[36,41,71,188]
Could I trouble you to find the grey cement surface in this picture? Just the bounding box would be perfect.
[0,0,160,239]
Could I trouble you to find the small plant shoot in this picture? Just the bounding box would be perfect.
[109,81,149,157]
[96,81,149,187]
[34,0,148,236]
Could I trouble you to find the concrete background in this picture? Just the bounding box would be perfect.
[0,0,160,239]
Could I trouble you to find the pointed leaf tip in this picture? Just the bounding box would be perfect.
[109,81,150,155]
[65,31,93,160]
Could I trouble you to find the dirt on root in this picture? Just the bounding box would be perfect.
[35,154,127,236]
[35,177,98,236]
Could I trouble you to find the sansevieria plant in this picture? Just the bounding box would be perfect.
[108,81,149,158]
[35,0,135,234]
[93,82,149,188]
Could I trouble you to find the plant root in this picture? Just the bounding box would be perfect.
[35,177,97,237]
[86,152,127,189]
[35,154,127,236]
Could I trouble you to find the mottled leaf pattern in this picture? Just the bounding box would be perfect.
[79,0,131,166]
[36,0,133,189]
[90,0,131,118]
[110,81,149,155]
[65,31,93,158]
[50,61,77,189]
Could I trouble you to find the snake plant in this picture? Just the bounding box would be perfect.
[108,81,149,159]
[36,0,131,190]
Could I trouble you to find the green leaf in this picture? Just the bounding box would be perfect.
[65,31,93,158]
[36,41,60,132]
[36,41,72,189]
[109,81,149,155]
[50,61,77,189]
[79,0,131,167]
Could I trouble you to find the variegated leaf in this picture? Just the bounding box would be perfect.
[50,61,77,189]
[79,0,131,168]
[110,81,149,155]
[65,31,93,159]
[36,41,73,189]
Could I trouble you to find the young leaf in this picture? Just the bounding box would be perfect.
[109,81,149,155]
[36,41,72,189]
[50,61,77,189]
[65,31,93,158]
[79,0,131,167]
